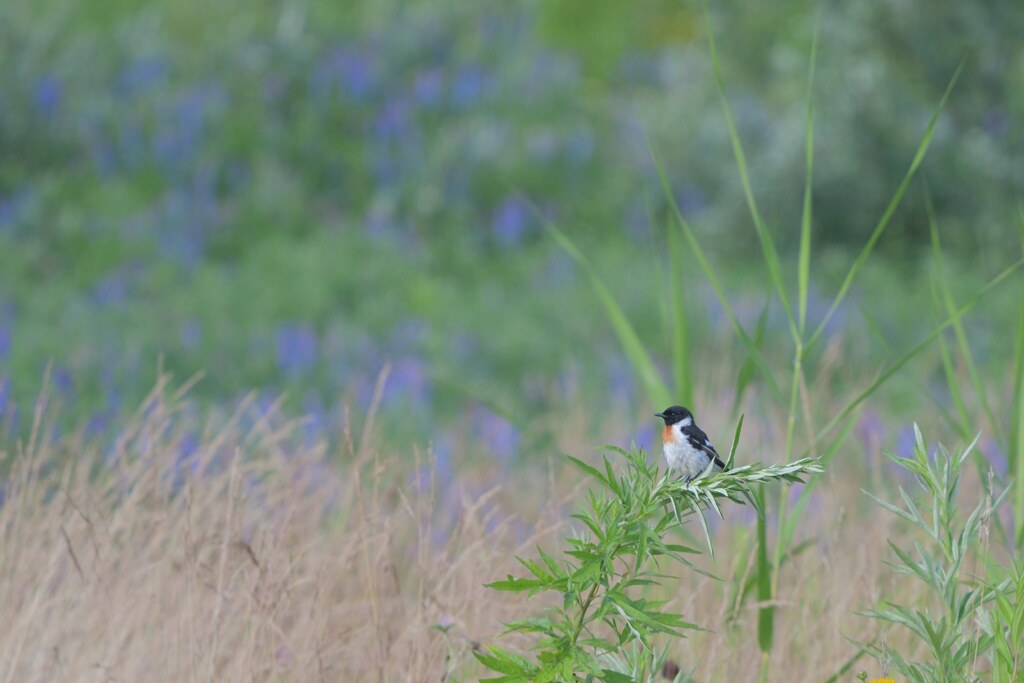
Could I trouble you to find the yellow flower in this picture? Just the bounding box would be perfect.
[870,679,897,683]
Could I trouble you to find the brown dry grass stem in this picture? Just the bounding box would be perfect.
[0,375,997,681]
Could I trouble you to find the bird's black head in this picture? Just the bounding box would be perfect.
[654,405,693,426]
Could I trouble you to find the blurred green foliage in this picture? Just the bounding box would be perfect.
[0,0,1021,444]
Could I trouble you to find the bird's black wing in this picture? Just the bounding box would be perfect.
[685,425,727,470]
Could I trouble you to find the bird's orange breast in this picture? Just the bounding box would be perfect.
[662,425,673,444]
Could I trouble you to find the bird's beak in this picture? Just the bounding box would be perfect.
[654,412,665,419]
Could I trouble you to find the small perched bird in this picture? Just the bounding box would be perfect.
[655,405,727,482]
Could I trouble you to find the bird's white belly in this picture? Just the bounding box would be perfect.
[663,441,713,479]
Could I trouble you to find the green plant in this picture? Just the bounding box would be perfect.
[986,560,1024,682]
[860,426,1004,683]
[475,428,821,682]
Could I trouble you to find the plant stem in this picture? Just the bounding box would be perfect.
[572,583,600,645]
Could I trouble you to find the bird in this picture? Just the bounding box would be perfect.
[655,405,727,482]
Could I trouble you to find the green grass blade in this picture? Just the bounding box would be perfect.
[814,256,1024,444]
[797,13,820,335]
[1013,207,1024,547]
[934,327,971,441]
[702,1,797,342]
[821,646,871,683]
[731,301,770,416]
[726,413,745,470]
[667,225,694,407]
[755,484,774,654]
[651,150,784,403]
[929,273,971,440]
[806,58,966,354]
[779,409,856,549]
[543,220,672,408]
[927,195,1001,444]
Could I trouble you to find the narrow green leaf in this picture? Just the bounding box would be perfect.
[702,0,797,341]
[487,576,547,593]
[543,219,672,407]
[814,257,1024,443]
[726,413,745,470]
[651,150,784,402]
[567,456,609,487]
[1012,207,1024,548]
[755,485,774,653]
[806,59,966,353]
[927,195,1000,443]
[731,302,770,417]
[797,16,819,335]
[667,224,693,407]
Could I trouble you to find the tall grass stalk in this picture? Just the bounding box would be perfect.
[1010,209,1024,549]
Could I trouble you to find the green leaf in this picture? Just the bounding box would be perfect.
[486,576,547,592]
[702,0,797,341]
[599,670,635,683]
[755,485,774,653]
[797,16,819,335]
[814,256,1024,444]
[805,58,966,354]
[543,218,671,408]
[650,149,783,403]
[474,645,539,679]
[667,224,694,408]
[567,455,609,487]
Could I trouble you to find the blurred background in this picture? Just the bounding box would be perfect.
[1,0,1022,462]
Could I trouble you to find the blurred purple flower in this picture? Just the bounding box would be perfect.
[0,188,34,230]
[476,407,519,464]
[311,47,377,101]
[0,326,9,361]
[492,196,531,246]
[605,355,633,402]
[433,434,455,486]
[301,391,328,445]
[894,424,916,459]
[675,185,707,218]
[413,436,454,494]
[116,121,146,169]
[33,75,61,116]
[117,58,168,96]
[413,69,444,107]
[983,108,1009,138]
[52,365,74,397]
[0,377,9,415]
[804,288,849,341]
[275,324,318,376]
[180,319,202,351]
[856,408,884,453]
[451,65,486,107]
[94,271,130,305]
[86,410,112,437]
[389,318,428,353]
[983,437,1008,478]
[172,432,202,486]
[383,356,431,409]
[633,424,655,453]
[375,98,412,141]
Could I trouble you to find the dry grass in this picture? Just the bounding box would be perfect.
[0,374,988,682]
